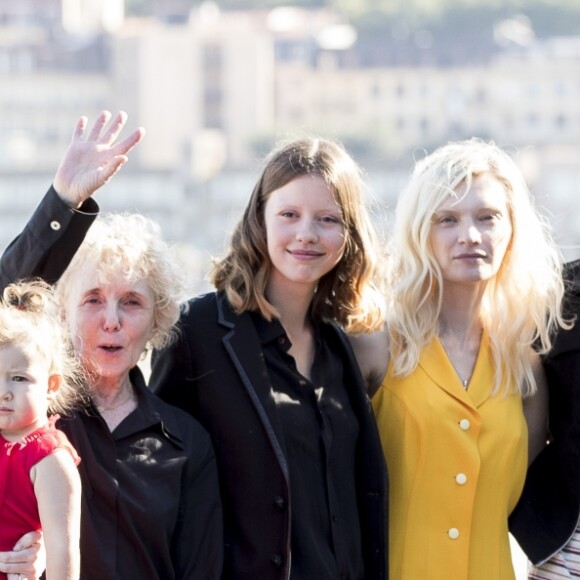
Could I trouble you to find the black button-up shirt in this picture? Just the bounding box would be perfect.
[56,368,222,580]
[252,313,364,580]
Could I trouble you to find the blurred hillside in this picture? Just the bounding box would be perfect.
[129,0,580,39]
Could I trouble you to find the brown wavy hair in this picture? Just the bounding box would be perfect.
[210,137,385,333]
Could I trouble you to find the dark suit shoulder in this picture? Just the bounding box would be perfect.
[544,260,580,358]
[174,293,221,340]
[179,291,250,334]
[181,292,218,319]
[563,260,580,302]
[564,259,580,283]
[319,320,355,358]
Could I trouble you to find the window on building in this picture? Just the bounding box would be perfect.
[474,87,487,103]
[554,80,567,97]
[526,113,539,129]
[555,114,567,129]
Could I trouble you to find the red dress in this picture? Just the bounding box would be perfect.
[0,420,80,579]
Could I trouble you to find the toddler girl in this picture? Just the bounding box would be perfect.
[0,281,81,580]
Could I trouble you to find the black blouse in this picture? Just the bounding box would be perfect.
[56,368,223,580]
[253,313,364,580]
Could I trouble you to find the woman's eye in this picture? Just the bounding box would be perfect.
[12,375,28,383]
[320,215,340,224]
[83,297,101,305]
[281,211,296,218]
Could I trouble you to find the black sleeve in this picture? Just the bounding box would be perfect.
[509,259,580,562]
[171,417,223,579]
[0,186,99,289]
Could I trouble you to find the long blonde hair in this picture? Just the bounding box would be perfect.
[387,139,567,395]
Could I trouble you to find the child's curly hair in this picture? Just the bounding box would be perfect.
[0,280,83,414]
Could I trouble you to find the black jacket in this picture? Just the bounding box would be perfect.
[509,260,580,564]
[149,289,389,579]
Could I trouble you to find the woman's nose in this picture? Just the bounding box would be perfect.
[295,220,318,243]
[459,222,482,244]
[103,306,121,332]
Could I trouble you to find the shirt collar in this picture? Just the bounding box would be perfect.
[79,367,185,449]
[251,311,288,346]
[250,310,324,350]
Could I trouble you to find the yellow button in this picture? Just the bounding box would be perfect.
[455,473,468,485]
[459,419,471,430]
[448,528,460,539]
[50,220,61,231]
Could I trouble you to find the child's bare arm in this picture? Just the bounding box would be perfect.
[31,449,81,580]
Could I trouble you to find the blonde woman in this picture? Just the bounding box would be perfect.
[352,139,567,580]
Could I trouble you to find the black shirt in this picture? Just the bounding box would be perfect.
[252,313,364,580]
[56,368,223,580]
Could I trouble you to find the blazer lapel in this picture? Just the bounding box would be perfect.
[216,295,290,481]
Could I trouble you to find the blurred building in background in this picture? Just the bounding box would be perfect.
[1,0,579,290]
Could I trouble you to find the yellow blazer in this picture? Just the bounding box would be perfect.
[373,332,527,580]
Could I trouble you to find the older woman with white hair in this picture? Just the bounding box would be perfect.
[0,112,222,580]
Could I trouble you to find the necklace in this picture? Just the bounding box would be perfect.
[439,336,476,391]
[95,389,135,413]
[450,365,471,390]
